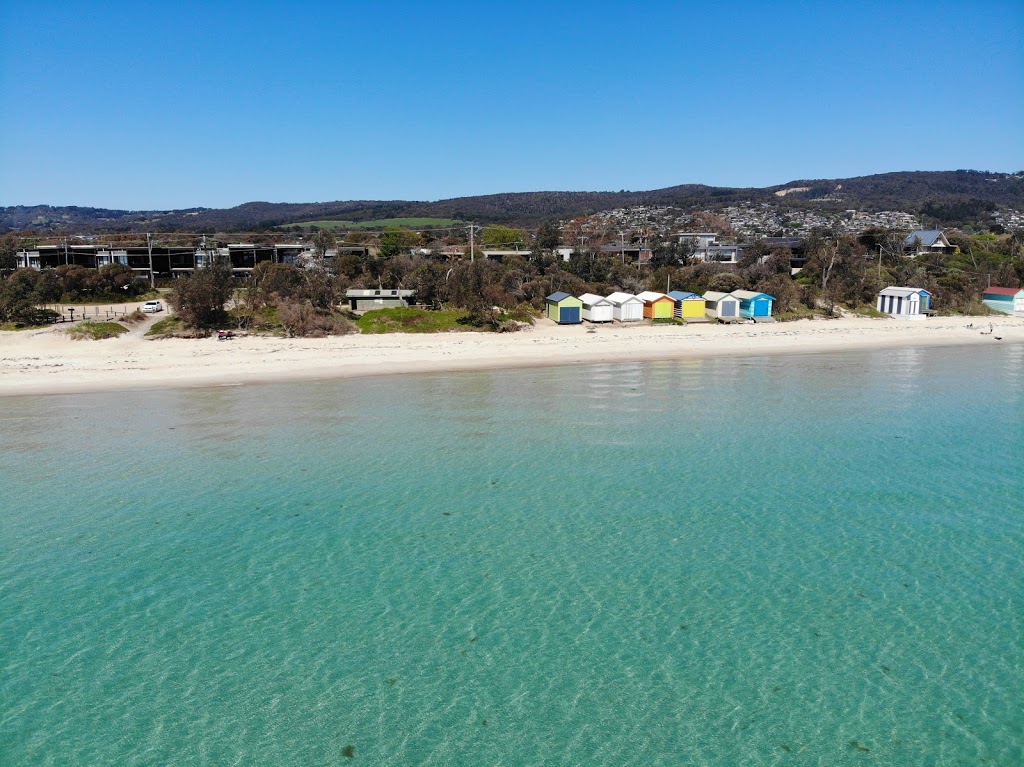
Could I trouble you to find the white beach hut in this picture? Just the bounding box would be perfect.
[578,293,614,323]
[703,291,741,321]
[877,286,932,320]
[605,292,644,322]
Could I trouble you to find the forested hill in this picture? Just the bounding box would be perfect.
[4,170,1022,233]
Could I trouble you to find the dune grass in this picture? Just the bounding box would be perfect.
[355,307,472,334]
[66,321,129,340]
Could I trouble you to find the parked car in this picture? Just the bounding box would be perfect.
[142,300,163,313]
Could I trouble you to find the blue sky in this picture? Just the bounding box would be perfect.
[1,0,1021,209]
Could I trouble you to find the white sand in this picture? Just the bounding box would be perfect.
[1,314,1021,397]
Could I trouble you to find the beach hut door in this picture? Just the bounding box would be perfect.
[562,307,580,323]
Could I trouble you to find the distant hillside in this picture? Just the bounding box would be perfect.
[4,170,1022,233]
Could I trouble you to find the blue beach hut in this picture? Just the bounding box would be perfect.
[731,290,775,319]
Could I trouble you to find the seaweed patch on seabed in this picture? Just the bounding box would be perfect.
[849,740,871,753]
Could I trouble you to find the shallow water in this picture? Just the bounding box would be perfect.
[2,344,1022,766]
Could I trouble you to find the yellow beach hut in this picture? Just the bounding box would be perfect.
[667,291,707,320]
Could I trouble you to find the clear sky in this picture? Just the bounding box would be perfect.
[1,0,1021,209]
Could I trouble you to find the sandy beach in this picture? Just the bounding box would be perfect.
[1,313,1021,397]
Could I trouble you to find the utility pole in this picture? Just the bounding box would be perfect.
[146,232,154,289]
[620,231,626,265]
[468,224,477,262]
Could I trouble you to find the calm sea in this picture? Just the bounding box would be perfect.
[2,343,1022,766]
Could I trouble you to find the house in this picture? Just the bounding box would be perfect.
[555,247,575,262]
[677,232,720,248]
[703,291,742,321]
[731,290,776,320]
[598,244,653,264]
[903,230,953,257]
[346,289,416,311]
[982,287,1024,315]
[545,292,583,324]
[605,292,644,322]
[578,293,614,323]
[666,291,707,321]
[482,250,532,262]
[876,286,932,320]
[636,291,675,319]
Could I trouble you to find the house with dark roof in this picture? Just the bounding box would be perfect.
[903,230,953,257]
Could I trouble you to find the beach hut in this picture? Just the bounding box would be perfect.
[545,292,583,324]
[578,293,614,323]
[605,292,644,322]
[731,290,776,319]
[703,291,741,321]
[636,291,676,319]
[667,291,707,320]
[982,287,1024,315]
[876,286,932,320]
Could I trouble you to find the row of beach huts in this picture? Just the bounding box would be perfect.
[544,290,777,324]
[545,285,1022,323]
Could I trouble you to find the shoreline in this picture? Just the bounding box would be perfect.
[1,315,1022,397]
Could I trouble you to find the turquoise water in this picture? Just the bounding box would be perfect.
[2,344,1022,766]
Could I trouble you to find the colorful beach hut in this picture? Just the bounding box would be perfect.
[667,290,706,320]
[636,291,676,319]
[982,287,1024,315]
[578,293,614,323]
[731,290,776,319]
[605,292,644,322]
[703,291,741,320]
[876,286,932,320]
[545,292,583,324]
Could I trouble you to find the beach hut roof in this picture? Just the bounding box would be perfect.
[731,290,776,301]
[636,291,671,302]
[702,291,734,301]
[578,292,612,305]
[546,291,574,302]
[983,287,1023,296]
[666,291,702,300]
[879,286,931,298]
[605,291,642,304]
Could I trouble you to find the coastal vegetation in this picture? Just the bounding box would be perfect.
[66,321,129,340]
[4,221,1022,336]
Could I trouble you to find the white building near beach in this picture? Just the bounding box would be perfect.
[605,292,644,322]
[877,286,932,320]
[578,293,614,323]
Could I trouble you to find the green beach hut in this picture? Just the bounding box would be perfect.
[545,292,583,324]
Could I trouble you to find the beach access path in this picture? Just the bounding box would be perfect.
[1,315,1022,397]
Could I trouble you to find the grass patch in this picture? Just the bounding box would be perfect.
[145,315,186,337]
[356,307,473,334]
[66,321,129,340]
[847,304,889,318]
[118,309,148,325]
[1,322,51,331]
[651,317,685,325]
[281,218,464,231]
